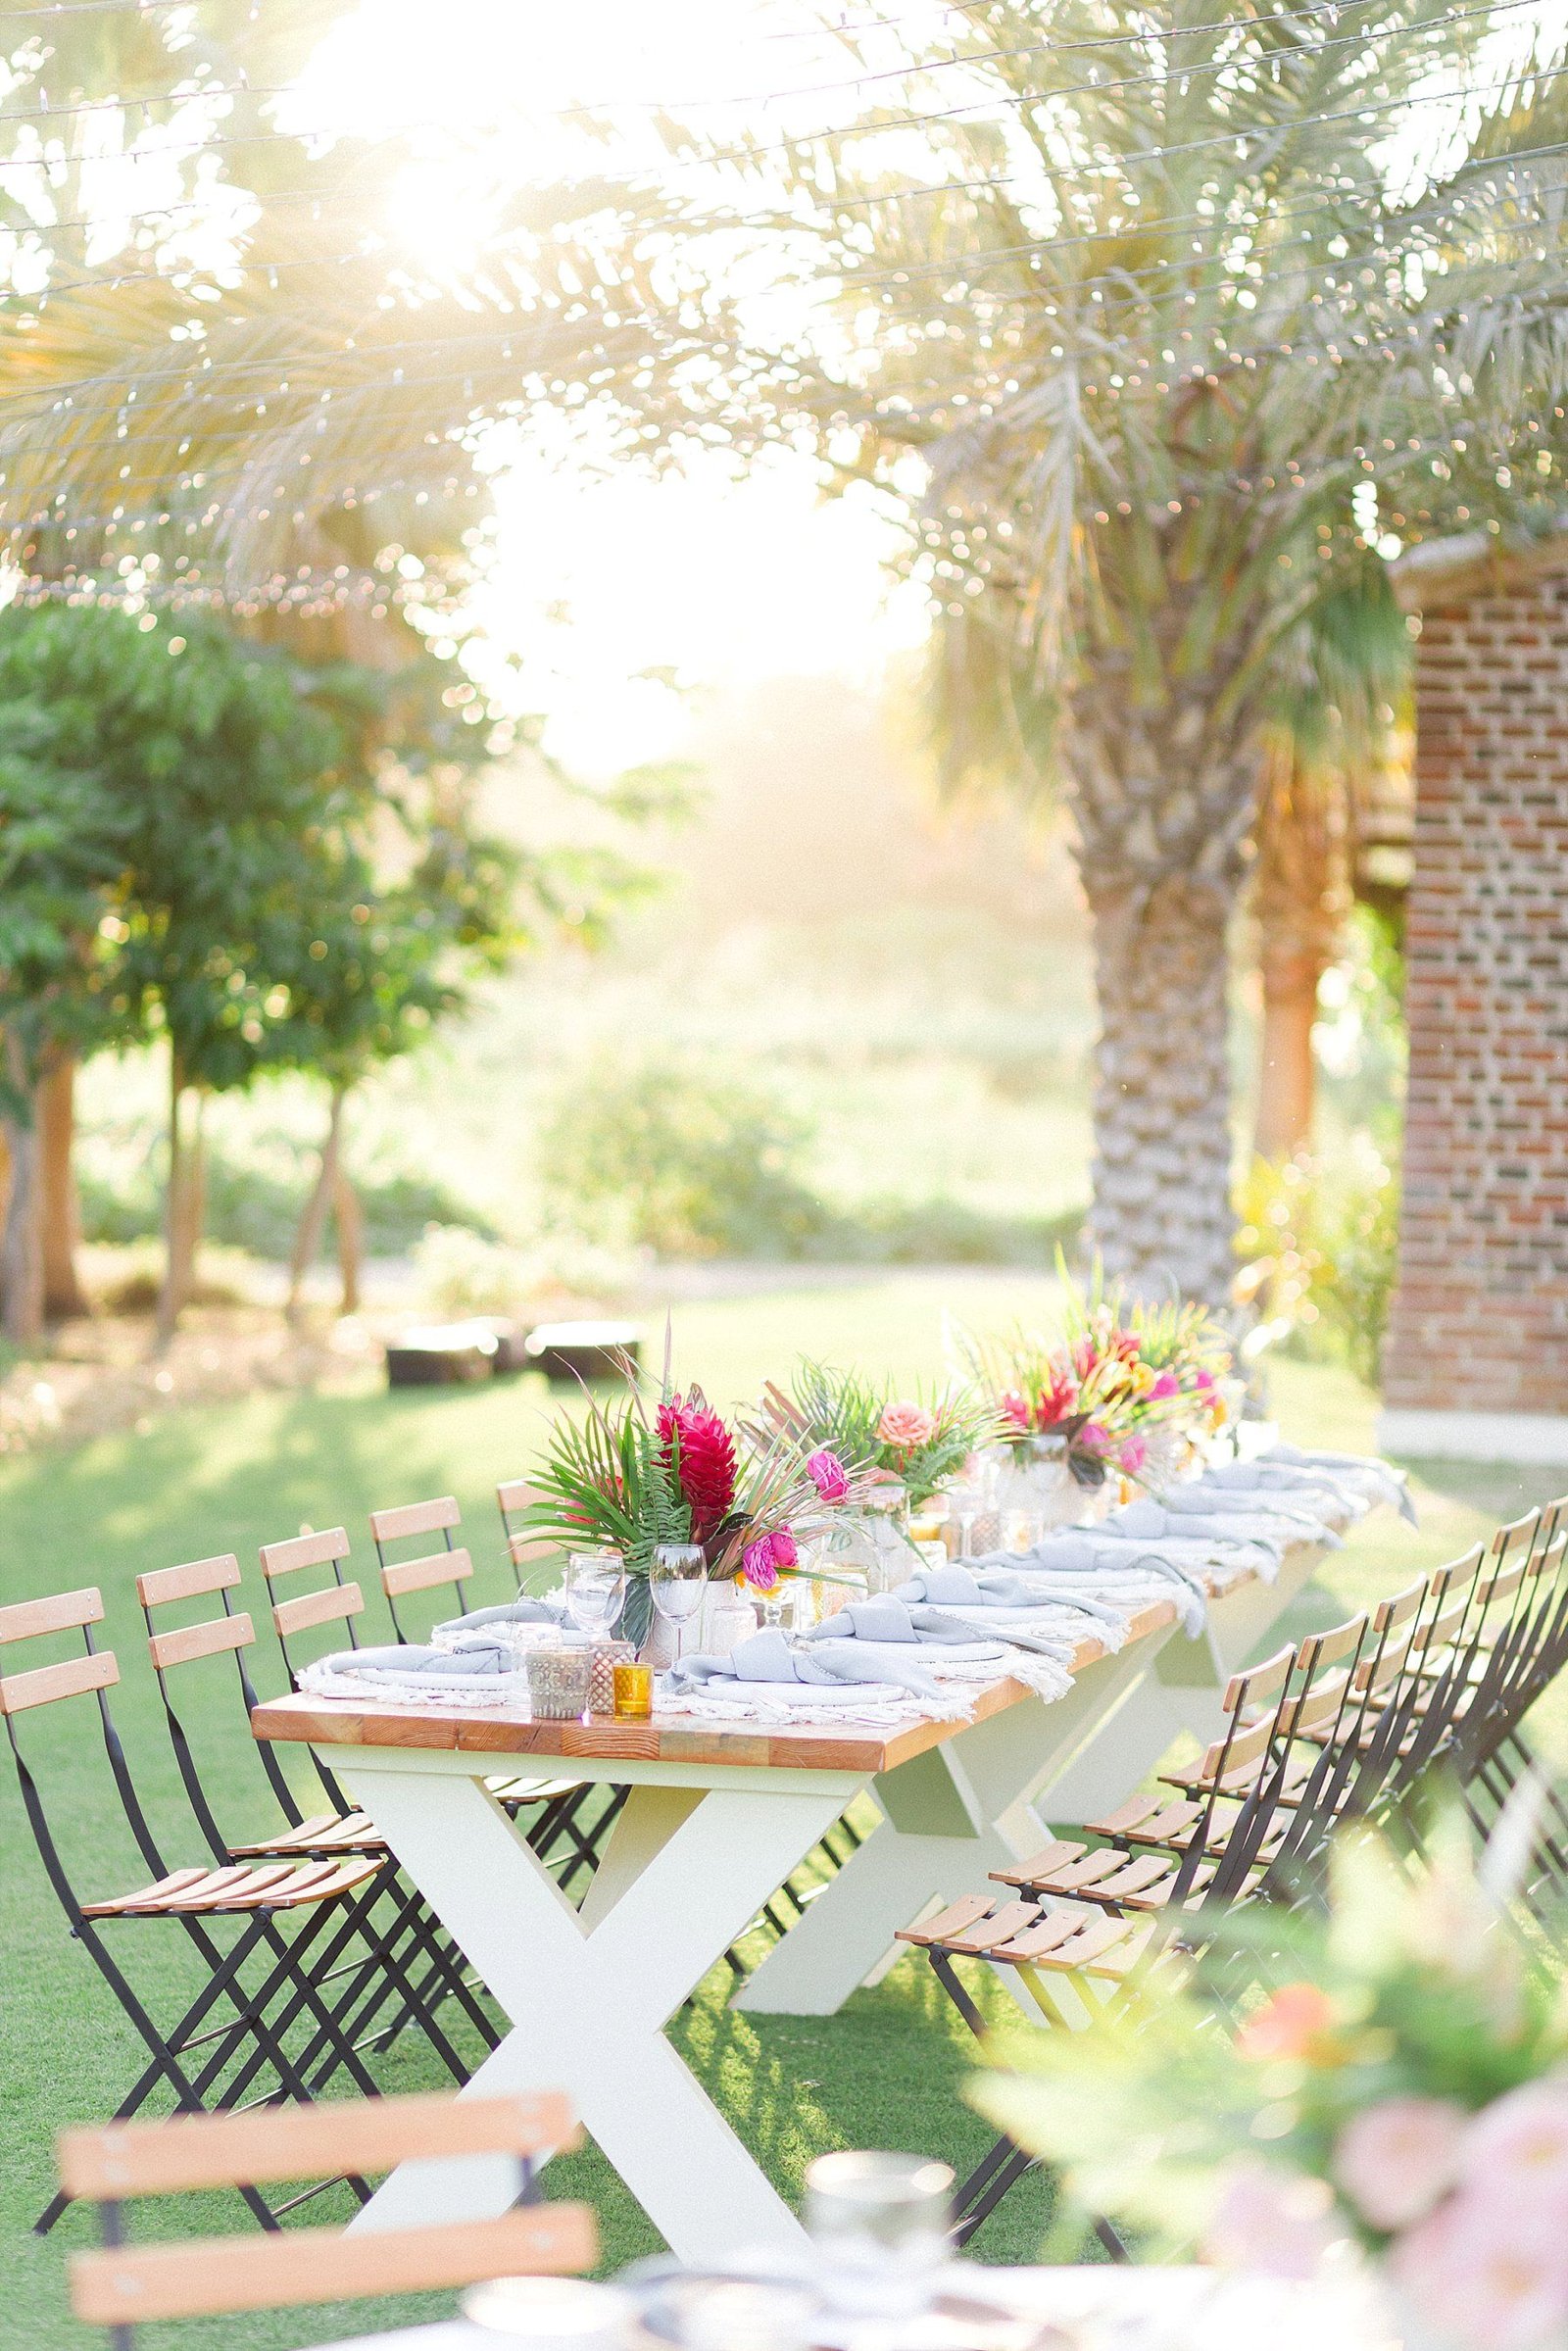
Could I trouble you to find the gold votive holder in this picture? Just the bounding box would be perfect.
[612,1660,654,1722]
[587,1640,633,1717]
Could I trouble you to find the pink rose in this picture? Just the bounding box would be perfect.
[1150,1370,1180,1400]
[1334,2097,1466,2230]
[1392,2183,1568,2351]
[1117,1435,1148,1475]
[878,1401,937,1452]
[742,1534,780,1591]
[807,1448,850,1502]
[1458,2081,1568,2197]
[1202,2162,1342,2279]
[999,1390,1032,1433]
[769,1527,798,1571]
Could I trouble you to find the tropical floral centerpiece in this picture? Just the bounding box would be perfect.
[973,1811,1568,2350]
[961,1267,1235,1488]
[515,1375,875,1643]
[764,1360,1003,1511]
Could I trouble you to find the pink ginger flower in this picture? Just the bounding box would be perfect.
[878,1400,937,1452]
[1333,2097,1466,2230]
[1035,1370,1079,1429]
[806,1448,850,1503]
[999,1390,1032,1434]
[1149,1369,1181,1401]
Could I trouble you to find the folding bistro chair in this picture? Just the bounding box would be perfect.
[62,2089,595,2348]
[137,1552,498,2088]
[1,1591,384,2236]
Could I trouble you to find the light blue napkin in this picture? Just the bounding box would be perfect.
[456,1597,565,1630]
[318,1641,512,1681]
[1257,1444,1418,1525]
[662,1627,947,1704]
[801,1591,1073,1663]
[961,1532,1209,1635]
[1155,1482,1343,1546]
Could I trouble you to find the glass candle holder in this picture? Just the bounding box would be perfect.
[805,2148,954,2322]
[612,1660,654,1722]
[525,1644,593,1722]
[586,1640,633,1718]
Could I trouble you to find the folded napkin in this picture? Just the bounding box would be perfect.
[1100,1498,1287,1556]
[948,1534,1209,1638]
[1261,1442,1418,1525]
[662,1626,954,1708]
[803,1588,1078,1664]
[298,1640,529,1708]
[456,1596,564,1630]
[1154,1482,1344,1546]
[327,1641,512,1679]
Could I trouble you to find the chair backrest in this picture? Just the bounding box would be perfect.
[0,1590,172,1901]
[368,1495,472,1643]
[496,1478,560,1594]
[137,1555,303,1844]
[258,1529,365,1687]
[61,2089,596,2339]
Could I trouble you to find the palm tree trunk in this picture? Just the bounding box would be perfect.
[1255,955,1321,1163]
[39,1048,88,1320]
[287,1083,346,1323]
[1,1033,43,1348]
[1083,873,1238,1305]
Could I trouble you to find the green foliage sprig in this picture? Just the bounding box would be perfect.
[779,1358,1002,1508]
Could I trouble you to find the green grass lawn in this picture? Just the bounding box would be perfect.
[1,1275,1562,2351]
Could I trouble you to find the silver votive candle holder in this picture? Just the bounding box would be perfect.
[525,1644,594,1722]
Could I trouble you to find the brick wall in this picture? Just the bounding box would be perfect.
[1383,557,1568,1416]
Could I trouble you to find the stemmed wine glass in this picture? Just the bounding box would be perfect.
[564,1548,626,1641]
[650,1543,708,1663]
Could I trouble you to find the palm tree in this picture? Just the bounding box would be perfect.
[723,0,1568,1298]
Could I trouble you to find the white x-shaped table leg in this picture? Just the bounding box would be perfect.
[338,1756,857,2262]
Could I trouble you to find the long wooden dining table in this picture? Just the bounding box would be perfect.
[250,1522,1333,2263]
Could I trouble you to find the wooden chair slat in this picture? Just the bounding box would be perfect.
[60,2089,578,2199]
[1218,1641,1294,1714]
[1372,1577,1429,1633]
[69,2203,596,2326]
[1027,1912,1137,1972]
[497,1477,544,1514]
[271,1582,364,1641]
[998,1909,1085,1960]
[990,1840,1085,1887]
[896,1893,995,1947]
[945,1899,1040,1954]
[259,1528,351,1581]
[382,1546,474,1600]
[369,1495,462,1544]
[510,1534,560,1568]
[1196,1708,1276,1784]
[1044,1848,1125,1890]
[0,1649,119,1715]
[1297,1614,1367,1671]
[1084,1795,1160,1837]
[1092,1851,1177,1899]
[0,1587,104,1645]
[148,1614,254,1673]
[136,1556,241,1610]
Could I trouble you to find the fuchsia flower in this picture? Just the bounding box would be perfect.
[742,1535,781,1592]
[1195,1369,1217,1394]
[999,1390,1032,1434]
[1118,1435,1149,1475]
[1149,1370,1181,1401]
[1078,1421,1112,1454]
[878,1400,937,1452]
[807,1448,850,1502]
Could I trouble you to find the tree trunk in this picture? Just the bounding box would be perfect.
[1083,873,1239,1305]
[287,1083,346,1323]
[334,1150,363,1316]
[1,1034,43,1348]
[157,1059,207,1344]
[1251,756,1344,1163]
[38,1048,88,1320]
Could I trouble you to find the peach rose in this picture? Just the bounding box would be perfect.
[1236,1983,1339,2063]
[878,1401,937,1452]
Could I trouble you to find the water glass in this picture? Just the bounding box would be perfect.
[805,2148,954,2321]
[1002,1507,1043,1555]
[651,1543,708,1662]
[565,1548,625,1641]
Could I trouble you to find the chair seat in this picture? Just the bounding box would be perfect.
[230,1811,385,1858]
[898,1893,1157,1980]
[81,1858,382,1918]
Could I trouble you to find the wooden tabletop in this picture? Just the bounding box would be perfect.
[250,1596,1180,1779]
